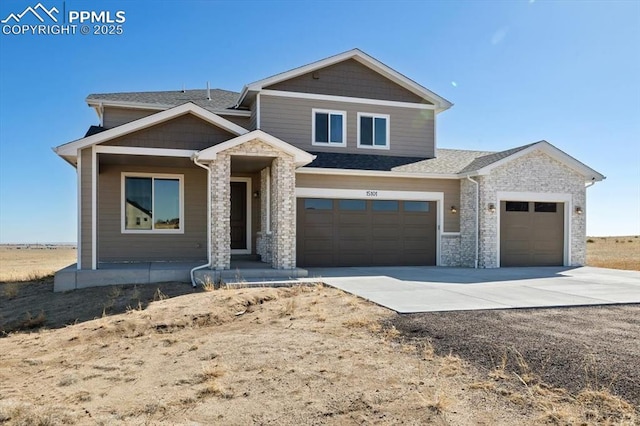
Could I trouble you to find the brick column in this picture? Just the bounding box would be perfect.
[256,166,272,264]
[270,156,296,269]
[210,154,231,270]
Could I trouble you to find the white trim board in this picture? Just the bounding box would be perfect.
[76,149,82,270]
[230,177,252,255]
[262,89,436,110]
[91,146,97,270]
[96,146,196,157]
[495,191,572,267]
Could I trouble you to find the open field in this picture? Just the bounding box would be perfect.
[0,244,76,282]
[586,236,640,271]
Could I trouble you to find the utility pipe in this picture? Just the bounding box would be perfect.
[467,176,479,268]
[190,155,211,287]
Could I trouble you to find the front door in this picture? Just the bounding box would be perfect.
[230,181,247,250]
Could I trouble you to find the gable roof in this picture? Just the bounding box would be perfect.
[86,89,246,115]
[392,141,605,182]
[306,152,429,171]
[55,103,249,160]
[236,48,453,112]
[196,130,316,167]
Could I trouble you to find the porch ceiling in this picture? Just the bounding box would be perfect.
[231,155,273,173]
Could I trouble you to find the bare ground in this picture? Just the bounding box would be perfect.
[389,305,640,410]
[1,280,636,425]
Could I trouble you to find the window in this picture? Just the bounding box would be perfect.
[339,199,366,211]
[404,201,430,212]
[304,199,333,210]
[505,201,529,212]
[358,113,389,149]
[122,173,183,233]
[535,202,558,213]
[372,200,398,211]
[312,109,346,146]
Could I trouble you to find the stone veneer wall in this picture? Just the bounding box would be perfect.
[256,166,272,263]
[440,234,461,266]
[210,154,231,269]
[469,151,587,268]
[270,156,296,269]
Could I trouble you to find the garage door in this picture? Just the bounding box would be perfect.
[500,201,564,267]
[297,198,437,267]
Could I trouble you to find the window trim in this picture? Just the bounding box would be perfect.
[357,112,390,150]
[121,172,185,234]
[311,108,347,147]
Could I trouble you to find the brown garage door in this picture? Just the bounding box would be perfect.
[500,201,564,267]
[297,198,437,267]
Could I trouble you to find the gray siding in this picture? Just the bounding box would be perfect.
[103,107,157,129]
[97,162,208,262]
[265,59,428,104]
[249,98,258,130]
[80,147,93,269]
[296,173,460,232]
[103,113,236,150]
[261,95,435,158]
[221,114,251,130]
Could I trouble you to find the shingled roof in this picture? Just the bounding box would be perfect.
[86,89,242,113]
[307,152,428,171]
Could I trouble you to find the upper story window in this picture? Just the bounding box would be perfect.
[312,109,346,146]
[358,112,390,150]
[122,173,184,234]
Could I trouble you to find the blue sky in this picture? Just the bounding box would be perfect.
[0,0,638,243]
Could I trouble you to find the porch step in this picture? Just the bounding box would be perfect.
[193,267,308,286]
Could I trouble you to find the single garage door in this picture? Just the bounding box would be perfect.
[500,201,564,267]
[297,198,437,267]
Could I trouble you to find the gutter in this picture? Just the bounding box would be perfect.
[190,154,212,287]
[467,176,479,268]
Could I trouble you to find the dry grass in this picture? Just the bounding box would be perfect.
[586,236,640,271]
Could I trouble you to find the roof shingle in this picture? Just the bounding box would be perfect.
[86,89,241,113]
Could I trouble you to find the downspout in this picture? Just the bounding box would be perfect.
[190,154,211,287]
[467,176,479,268]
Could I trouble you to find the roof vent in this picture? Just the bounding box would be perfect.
[181,83,185,93]
[206,82,211,100]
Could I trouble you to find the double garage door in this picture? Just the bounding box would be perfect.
[297,198,436,267]
[500,201,565,267]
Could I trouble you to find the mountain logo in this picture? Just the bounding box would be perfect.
[2,3,59,24]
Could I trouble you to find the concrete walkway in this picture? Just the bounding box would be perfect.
[306,266,640,313]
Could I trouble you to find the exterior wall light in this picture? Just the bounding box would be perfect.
[575,206,583,215]
[253,191,260,199]
[488,203,496,213]
[450,206,457,214]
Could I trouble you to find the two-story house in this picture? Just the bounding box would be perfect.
[54,49,604,291]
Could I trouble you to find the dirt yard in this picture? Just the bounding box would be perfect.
[0,243,638,424]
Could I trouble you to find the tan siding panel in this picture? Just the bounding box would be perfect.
[249,99,257,130]
[103,107,157,128]
[102,113,236,150]
[265,59,427,103]
[261,95,434,158]
[97,162,208,262]
[80,148,93,268]
[296,174,460,232]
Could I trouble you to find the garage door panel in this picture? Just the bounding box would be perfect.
[501,201,564,267]
[298,197,436,267]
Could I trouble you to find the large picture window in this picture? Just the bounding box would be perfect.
[358,113,389,149]
[312,109,346,146]
[122,173,183,233]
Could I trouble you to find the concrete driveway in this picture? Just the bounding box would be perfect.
[306,266,640,313]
